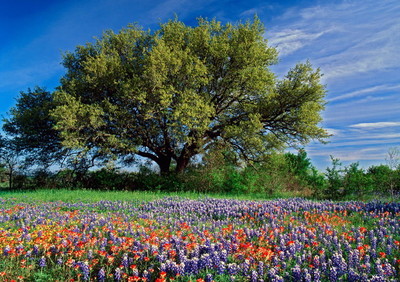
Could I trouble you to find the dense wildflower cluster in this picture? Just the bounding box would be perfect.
[0,197,399,281]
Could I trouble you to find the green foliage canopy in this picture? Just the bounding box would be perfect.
[2,87,65,168]
[53,18,329,174]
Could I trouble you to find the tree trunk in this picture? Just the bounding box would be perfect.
[175,156,190,174]
[8,167,13,190]
[157,155,172,175]
[175,140,198,174]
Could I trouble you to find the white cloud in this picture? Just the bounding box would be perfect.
[148,0,216,21]
[350,122,400,129]
[267,0,400,81]
[268,0,400,169]
[352,133,400,140]
[336,153,384,162]
[268,29,328,56]
[240,8,259,17]
[328,84,400,103]
[331,132,400,142]
[324,99,400,123]
[308,147,386,162]
[149,0,188,19]
[326,138,400,147]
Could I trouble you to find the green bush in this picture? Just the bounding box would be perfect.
[324,156,344,199]
[343,162,373,197]
[284,150,326,195]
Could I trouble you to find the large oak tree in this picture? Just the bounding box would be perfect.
[53,18,329,174]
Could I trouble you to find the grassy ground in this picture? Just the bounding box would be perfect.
[0,186,398,203]
[0,188,305,203]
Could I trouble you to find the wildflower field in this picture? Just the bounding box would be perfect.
[0,196,399,281]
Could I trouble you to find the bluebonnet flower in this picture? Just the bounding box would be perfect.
[78,261,90,281]
[220,250,228,262]
[114,267,121,281]
[33,244,39,255]
[87,249,93,260]
[121,253,129,268]
[240,259,251,275]
[292,265,301,280]
[227,263,238,275]
[39,256,46,268]
[369,275,386,282]
[205,273,213,282]
[142,270,150,280]
[98,268,106,282]
[303,269,312,282]
[313,269,321,282]
[250,270,258,282]
[329,266,338,282]
[348,267,360,282]
[3,245,10,256]
[258,261,264,278]
[199,253,212,270]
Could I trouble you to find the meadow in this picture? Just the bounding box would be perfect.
[0,190,399,281]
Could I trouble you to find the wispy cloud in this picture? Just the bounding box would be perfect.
[267,0,400,82]
[324,98,400,124]
[308,146,387,162]
[268,29,328,56]
[148,0,217,22]
[240,8,259,17]
[350,122,400,129]
[149,0,188,19]
[328,84,400,103]
[333,152,385,162]
[264,0,400,169]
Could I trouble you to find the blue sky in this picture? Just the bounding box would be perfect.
[1,0,399,170]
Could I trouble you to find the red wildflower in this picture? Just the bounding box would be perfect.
[359,227,367,233]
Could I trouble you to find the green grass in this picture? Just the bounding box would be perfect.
[0,188,296,203]
[0,187,398,203]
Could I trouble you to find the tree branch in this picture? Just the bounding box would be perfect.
[136,150,159,163]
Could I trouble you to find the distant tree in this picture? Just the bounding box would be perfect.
[285,149,313,179]
[285,149,325,191]
[325,156,344,199]
[0,135,20,189]
[343,162,372,196]
[2,87,66,169]
[52,17,329,175]
[0,137,6,184]
[367,164,392,193]
[2,87,110,187]
[0,163,6,184]
[385,147,400,195]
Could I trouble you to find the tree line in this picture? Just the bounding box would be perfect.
[1,145,399,200]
